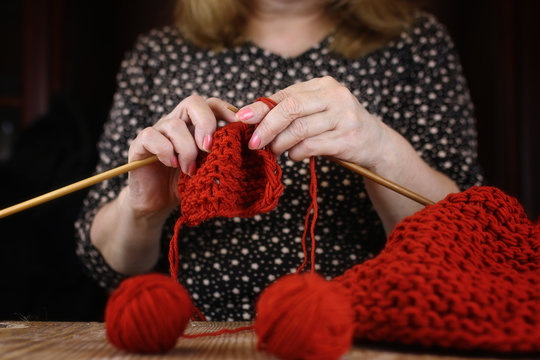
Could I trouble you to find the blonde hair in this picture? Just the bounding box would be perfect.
[175,0,415,58]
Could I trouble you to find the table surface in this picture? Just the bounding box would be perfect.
[0,321,534,360]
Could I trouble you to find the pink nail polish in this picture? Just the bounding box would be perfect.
[249,134,261,149]
[203,134,213,152]
[236,108,254,122]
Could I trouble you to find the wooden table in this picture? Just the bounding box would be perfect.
[0,321,528,359]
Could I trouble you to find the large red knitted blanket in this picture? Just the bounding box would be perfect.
[334,186,540,352]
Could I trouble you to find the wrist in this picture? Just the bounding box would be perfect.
[119,187,174,228]
[366,120,410,179]
[94,188,166,274]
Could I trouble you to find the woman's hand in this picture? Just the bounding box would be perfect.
[91,95,237,275]
[235,76,394,172]
[126,95,237,219]
[235,76,459,234]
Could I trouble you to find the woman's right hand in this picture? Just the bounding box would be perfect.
[125,95,237,219]
[91,95,237,275]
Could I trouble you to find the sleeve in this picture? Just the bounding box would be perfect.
[74,34,159,291]
[397,14,484,190]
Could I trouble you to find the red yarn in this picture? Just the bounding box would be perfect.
[105,273,193,353]
[297,156,318,273]
[106,98,354,357]
[334,186,540,352]
[105,120,284,354]
[169,121,284,280]
[253,96,320,274]
[250,97,355,360]
[255,273,355,360]
[106,119,540,356]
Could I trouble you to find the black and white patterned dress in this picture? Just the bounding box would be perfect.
[75,14,483,321]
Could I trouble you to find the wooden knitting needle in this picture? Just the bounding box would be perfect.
[0,152,433,218]
[328,157,435,206]
[0,155,158,218]
[0,114,434,218]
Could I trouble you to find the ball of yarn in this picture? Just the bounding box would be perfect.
[105,273,193,353]
[254,272,355,360]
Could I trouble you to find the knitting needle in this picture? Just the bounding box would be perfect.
[0,111,434,218]
[327,157,435,206]
[0,155,159,218]
[0,154,432,219]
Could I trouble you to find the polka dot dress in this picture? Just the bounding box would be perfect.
[75,13,483,320]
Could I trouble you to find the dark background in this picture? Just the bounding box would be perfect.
[0,0,538,321]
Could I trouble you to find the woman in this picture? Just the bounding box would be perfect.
[76,0,483,320]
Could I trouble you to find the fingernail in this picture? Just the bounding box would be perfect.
[248,133,261,149]
[236,108,254,122]
[203,134,213,152]
[188,162,197,177]
[171,156,180,168]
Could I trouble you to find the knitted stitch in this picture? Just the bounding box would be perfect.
[169,121,284,280]
[334,186,540,352]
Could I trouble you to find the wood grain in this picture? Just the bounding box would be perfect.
[0,321,519,360]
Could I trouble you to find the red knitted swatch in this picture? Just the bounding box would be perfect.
[334,186,540,352]
[169,121,284,280]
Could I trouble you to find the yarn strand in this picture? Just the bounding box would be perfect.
[168,217,184,282]
[253,97,320,273]
[308,157,318,272]
[297,157,318,273]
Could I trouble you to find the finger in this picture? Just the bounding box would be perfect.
[287,131,344,162]
[207,97,239,123]
[269,112,335,156]
[249,90,329,150]
[172,95,217,152]
[154,119,198,175]
[235,76,336,124]
[129,127,180,168]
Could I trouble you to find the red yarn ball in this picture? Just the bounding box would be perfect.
[254,273,355,360]
[105,273,193,353]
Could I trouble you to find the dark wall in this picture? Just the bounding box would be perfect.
[0,0,177,321]
[0,0,538,321]
[426,0,540,221]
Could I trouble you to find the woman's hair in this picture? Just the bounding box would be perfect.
[175,0,416,58]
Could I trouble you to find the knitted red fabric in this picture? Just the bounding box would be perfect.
[169,121,284,279]
[334,186,540,352]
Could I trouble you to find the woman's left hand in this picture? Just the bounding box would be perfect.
[235,76,460,235]
[235,76,395,171]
